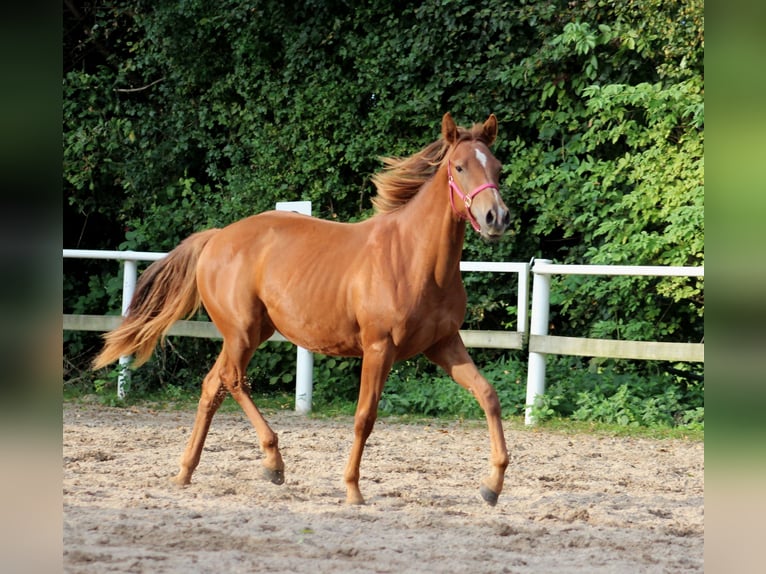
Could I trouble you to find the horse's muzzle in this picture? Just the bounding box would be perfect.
[483,205,512,239]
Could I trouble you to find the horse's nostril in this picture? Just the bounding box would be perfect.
[503,210,511,227]
[486,210,495,225]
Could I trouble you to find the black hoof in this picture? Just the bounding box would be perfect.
[480,485,499,506]
[262,467,285,485]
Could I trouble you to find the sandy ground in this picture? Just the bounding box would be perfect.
[63,401,703,573]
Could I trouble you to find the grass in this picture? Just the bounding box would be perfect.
[525,416,704,441]
[63,385,703,442]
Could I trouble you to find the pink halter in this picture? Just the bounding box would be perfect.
[447,160,499,232]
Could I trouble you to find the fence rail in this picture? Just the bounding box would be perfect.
[62,314,522,350]
[528,335,703,362]
[529,263,704,277]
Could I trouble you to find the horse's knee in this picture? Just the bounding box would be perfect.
[474,382,501,417]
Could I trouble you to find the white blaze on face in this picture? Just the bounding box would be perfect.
[475,148,488,168]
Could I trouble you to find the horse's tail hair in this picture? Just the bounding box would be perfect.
[91,228,220,370]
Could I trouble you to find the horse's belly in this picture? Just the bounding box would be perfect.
[278,329,363,357]
[259,295,363,354]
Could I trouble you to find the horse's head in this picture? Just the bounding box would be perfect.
[442,112,511,241]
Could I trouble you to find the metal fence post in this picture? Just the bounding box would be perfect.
[118,259,138,399]
[525,259,551,425]
[275,201,314,414]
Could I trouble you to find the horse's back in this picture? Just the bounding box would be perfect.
[196,211,373,354]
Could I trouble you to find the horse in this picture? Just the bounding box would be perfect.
[93,112,511,506]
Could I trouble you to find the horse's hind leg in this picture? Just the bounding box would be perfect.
[171,335,284,487]
[425,333,509,506]
[171,356,228,486]
[218,339,285,485]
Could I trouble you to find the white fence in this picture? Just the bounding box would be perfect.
[64,249,703,425]
[523,259,704,424]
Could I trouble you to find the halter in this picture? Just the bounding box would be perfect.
[447,160,499,232]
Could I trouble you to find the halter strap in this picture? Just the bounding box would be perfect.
[448,160,499,232]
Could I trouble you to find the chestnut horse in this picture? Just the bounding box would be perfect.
[93,112,511,505]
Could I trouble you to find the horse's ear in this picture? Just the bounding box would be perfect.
[442,112,458,144]
[483,114,498,146]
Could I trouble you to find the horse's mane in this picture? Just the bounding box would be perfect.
[371,122,492,215]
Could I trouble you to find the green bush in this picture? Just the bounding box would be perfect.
[387,358,524,419]
[530,356,703,429]
[300,353,704,430]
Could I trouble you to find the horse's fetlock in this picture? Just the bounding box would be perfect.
[263,434,279,450]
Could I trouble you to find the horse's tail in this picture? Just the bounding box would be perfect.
[91,228,220,370]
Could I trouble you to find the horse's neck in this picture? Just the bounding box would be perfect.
[396,170,466,286]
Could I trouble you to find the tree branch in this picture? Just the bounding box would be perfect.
[114,77,166,93]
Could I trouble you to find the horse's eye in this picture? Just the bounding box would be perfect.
[455,165,464,173]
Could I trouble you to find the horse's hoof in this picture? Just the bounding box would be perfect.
[169,475,190,488]
[262,467,285,485]
[480,484,499,506]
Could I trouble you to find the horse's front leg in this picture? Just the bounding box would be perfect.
[344,340,394,504]
[425,333,509,506]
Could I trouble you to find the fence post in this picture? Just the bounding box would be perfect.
[118,259,138,399]
[525,259,551,425]
[275,201,314,414]
[517,261,530,337]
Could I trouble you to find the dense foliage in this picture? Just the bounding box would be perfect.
[64,0,704,427]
